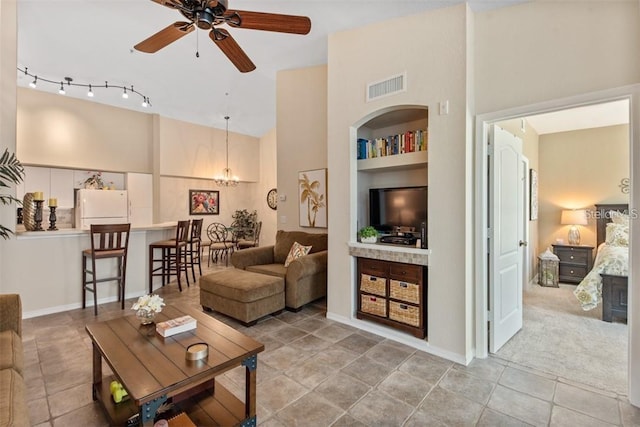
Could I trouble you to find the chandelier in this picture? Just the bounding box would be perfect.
[214,116,239,187]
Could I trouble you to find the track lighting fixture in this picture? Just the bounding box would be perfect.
[18,67,151,108]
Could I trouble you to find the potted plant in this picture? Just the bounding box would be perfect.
[0,149,25,239]
[358,226,379,243]
[231,209,258,240]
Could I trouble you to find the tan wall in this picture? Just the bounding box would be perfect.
[276,64,328,232]
[328,4,472,359]
[17,88,154,173]
[258,127,278,247]
[474,1,640,116]
[538,125,629,253]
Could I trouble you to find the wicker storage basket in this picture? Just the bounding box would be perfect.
[389,279,419,304]
[361,295,386,317]
[389,301,420,327]
[360,274,386,297]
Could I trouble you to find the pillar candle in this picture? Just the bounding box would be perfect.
[48,198,57,207]
[33,191,44,200]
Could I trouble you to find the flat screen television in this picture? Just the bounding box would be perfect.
[369,186,427,234]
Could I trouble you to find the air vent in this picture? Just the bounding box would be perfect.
[366,72,406,102]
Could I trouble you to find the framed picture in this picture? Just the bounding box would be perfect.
[189,190,219,215]
[298,168,327,228]
[529,169,538,221]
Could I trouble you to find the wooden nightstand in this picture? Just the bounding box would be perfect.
[552,244,594,284]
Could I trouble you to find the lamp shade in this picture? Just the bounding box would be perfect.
[561,209,588,226]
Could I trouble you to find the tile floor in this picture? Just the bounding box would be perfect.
[21,265,640,426]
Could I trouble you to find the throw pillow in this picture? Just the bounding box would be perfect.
[605,222,629,247]
[284,241,312,267]
[609,210,630,225]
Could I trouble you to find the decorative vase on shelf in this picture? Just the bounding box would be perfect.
[136,309,156,325]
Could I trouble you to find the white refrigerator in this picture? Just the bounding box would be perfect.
[75,189,129,230]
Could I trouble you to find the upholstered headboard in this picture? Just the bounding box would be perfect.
[594,203,629,247]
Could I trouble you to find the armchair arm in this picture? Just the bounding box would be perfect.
[0,294,22,337]
[286,251,328,282]
[231,245,275,270]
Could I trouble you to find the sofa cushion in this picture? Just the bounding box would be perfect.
[0,368,28,427]
[273,231,328,264]
[200,270,284,303]
[0,331,23,375]
[247,264,287,278]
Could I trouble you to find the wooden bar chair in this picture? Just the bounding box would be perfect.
[187,218,203,282]
[148,220,190,293]
[82,223,131,316]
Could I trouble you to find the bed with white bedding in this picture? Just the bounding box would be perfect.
[573,204,629,322]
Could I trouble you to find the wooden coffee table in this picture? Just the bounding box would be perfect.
[85,304,264,426]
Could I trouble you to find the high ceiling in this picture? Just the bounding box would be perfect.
[16,0,526,137]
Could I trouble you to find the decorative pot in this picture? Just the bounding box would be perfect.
[361,236,377,243]
[136,309,156,325]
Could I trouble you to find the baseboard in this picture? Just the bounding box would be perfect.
[23,290,148,319]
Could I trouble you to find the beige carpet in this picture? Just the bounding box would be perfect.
[494,283,628,395]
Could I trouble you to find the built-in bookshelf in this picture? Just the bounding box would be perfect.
[357,129,427,160]
[356,108,428,172]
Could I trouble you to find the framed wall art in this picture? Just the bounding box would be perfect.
[298,168,327,228]
[189,189,219,215]
[529,169,538,221]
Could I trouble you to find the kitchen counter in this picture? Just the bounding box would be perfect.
[16,222,176,239]
[4,223,178,318]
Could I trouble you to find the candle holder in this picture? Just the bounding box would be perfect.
[48,206,58,231]
[33,199,44,231]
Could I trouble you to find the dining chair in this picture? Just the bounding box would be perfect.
[237,221,262,249]
[82,223,131,315]
[148,220,190,292]
[206,222,232,266]
[187,218,203,282]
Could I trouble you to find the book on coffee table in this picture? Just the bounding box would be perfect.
[156,315,197,337]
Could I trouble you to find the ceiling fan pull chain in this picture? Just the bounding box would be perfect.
[196,12,200,58]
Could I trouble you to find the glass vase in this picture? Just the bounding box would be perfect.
[136,309,156,325]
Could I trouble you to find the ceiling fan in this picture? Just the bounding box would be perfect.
[134,0,312,73]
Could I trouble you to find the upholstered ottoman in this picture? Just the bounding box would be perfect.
[200,269,285,326]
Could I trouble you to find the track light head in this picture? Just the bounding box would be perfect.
[29,77,37,88]
[58,82,65,95]
[87,84,94,97]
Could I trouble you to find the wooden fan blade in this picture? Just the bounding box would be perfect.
[134,22,194,53]
[225,10,311,35]
[210,28,256,73]
[151,0,182,9]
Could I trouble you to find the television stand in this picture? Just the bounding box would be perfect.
[380,235,417,245]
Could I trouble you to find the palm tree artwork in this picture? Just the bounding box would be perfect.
[298,170,326,227]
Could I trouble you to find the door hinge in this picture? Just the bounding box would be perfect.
[487,145,494,156]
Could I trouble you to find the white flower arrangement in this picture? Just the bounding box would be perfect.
[131,294,165,314]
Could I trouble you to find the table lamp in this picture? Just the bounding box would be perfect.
[561,209,588,245]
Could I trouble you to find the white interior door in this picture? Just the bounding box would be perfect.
[489,125,525,352]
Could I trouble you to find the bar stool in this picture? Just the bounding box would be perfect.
[187,218,203,282]
[149,220,190,293]
[82,223,131,316]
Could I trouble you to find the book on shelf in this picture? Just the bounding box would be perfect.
[156,315,197,337]
[356,128,428,160]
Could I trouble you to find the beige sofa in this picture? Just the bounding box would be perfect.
[0,294,29,427]
[230,230,328,310]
